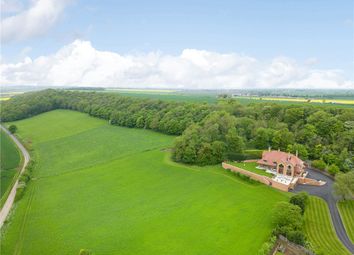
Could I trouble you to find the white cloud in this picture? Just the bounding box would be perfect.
[0,0,72,43]
[1,0,24,14]
[0,39,353,89]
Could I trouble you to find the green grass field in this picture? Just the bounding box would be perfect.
[0,130,21,198]
[304,197,351,255]
[114,91,218,104]
[229,162,273,177]
[337,200,354,244]
[1,110,289,255]
[106,91,354,108]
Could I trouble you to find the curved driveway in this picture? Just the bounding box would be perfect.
[0,125,30,228]
[293,168,354,254]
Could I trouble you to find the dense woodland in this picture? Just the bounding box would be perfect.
[1,89,353,173]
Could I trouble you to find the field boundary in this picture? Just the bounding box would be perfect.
[0,125,31,229]
[0,129,24,207]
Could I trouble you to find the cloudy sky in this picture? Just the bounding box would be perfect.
[1,0,353,89]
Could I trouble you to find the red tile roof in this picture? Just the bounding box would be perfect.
[257,150,304,167]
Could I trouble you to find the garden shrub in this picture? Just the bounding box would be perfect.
[227,153,247,161]
[286,230,306,246]
[228,150,262,161]
[290,192,309,215]
[272,202,306,246]
[327,164,339,175]
[311,159,326,170]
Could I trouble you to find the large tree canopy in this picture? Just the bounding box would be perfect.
[172,111,245,165]
[1,89,353,168]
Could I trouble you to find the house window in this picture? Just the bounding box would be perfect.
[286,165,292,176]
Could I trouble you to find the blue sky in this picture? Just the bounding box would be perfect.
[1,0,353,88]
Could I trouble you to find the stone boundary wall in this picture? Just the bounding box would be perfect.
[222,162,290,192]
[222,162,272,185]
[242,159,258,163]
[298,177,326,186]
[272,180,290,192]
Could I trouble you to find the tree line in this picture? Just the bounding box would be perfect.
[1,89,353,172]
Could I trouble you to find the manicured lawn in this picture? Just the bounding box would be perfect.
[0,130,21,197]
[304,196,351,255]
[229,161,273,177]
[1,110,288,255]
[337,200,354,244]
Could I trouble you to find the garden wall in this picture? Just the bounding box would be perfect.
[242,159,258,163]
[222,162,291,192]
[222,162,272,186]
[297,177,326,186]
[271,181,290,192]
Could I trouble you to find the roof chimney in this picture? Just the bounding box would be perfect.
[268,146,271,152]
[278,148,280,152]
[296,150,298,157]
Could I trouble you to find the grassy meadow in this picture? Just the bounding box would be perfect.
[1,110,289,255]
[109,91,354,108]
[337,200,354,244]
[303,197,351,255]
[0,130,21,198]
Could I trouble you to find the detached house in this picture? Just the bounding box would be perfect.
[257,150,305,177]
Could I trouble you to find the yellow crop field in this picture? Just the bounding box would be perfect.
[235,96,354,105]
